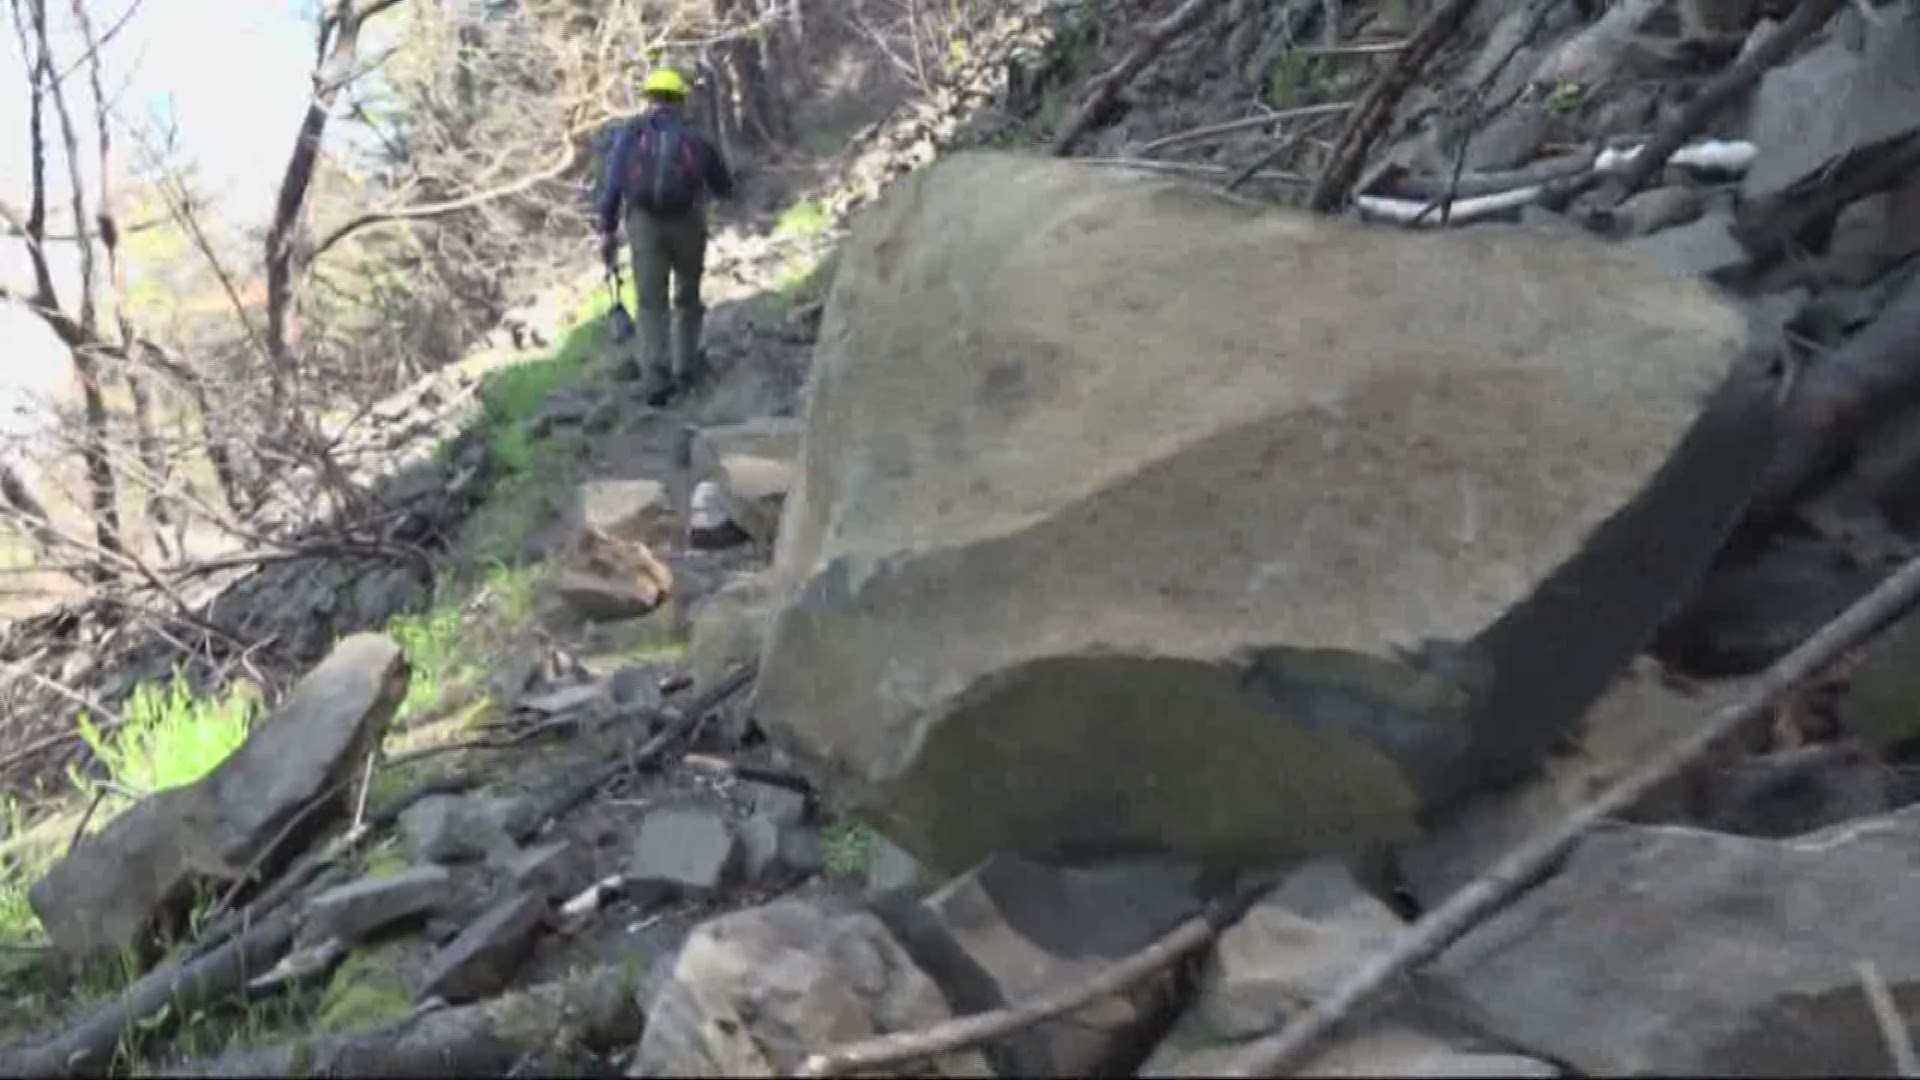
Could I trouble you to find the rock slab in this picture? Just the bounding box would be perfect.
[32,634,409,961]
[756,151,1774,873]
[1428,806,1920,1075]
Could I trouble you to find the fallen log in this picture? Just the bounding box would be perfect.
[1735,134,1920,268]
[167,964,648,1077]
[1219,548,1920,1077]
[1746,268,1920,527]
[3,907,301,1078]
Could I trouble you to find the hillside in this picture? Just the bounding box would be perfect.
[4,0,1920,1074]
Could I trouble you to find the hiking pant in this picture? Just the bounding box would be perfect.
[627,207,708,377]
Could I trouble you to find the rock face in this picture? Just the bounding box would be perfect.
[1427,807,1920,1075]
[756,151,1775,873]
[32,634,409,961]
[630,898,992,1077]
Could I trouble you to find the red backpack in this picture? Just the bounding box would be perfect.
[624,122,704,217]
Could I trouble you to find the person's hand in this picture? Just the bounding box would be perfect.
[598,231,618,269]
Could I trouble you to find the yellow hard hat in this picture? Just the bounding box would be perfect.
[642,68,689,97]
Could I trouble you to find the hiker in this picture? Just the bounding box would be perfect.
[597,67,736,403]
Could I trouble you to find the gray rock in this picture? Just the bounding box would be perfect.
[31,634,408,962]
[1625,210,1749,282]
[418,889,548,1003]
[1591,186,1705,239]
[1744,10,1920,205]
[1824,184,1920,288]
[1839,608,1920,756]
[737,781,809,829]
[1143,860,1555,1077]
[686,574,775,694]
[1631,743,1894,840]
[628,807,740,894]
[303,866,451,946]
[630,898,993,1076]
[504,840,591,903]
[903,854,1204,1075]
[865,834,927,897]
[571,479,676,547]
[756,152,1773,875]
[1428,806,1920,1075]
[1396,666,1744,908]
[400,795,526,865]
[739,817,823,881]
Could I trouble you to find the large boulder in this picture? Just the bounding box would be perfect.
[756,152,1775,874]
[1425,806,1920,1075]
[32,634,408,960]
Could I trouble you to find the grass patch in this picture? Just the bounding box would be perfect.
[71,676,260,802]
[821,817,880,879]
[314,945,415,1035]
[774,198,830,240]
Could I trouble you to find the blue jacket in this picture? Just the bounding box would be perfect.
[596,108,735,233]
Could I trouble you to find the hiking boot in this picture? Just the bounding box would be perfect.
[672,306,708,387]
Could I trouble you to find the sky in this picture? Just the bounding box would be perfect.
[1,0,318,442]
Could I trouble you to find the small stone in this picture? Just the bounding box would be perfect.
[1625,210,1748,282]
[505,840,590,903]
[738,781,809,828]
[303,866,451,946]
[400,795,525,865]
[628,807,740,894]
[552,570,666,623]
[418,890,548,1003]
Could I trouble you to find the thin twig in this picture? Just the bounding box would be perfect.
[64,788,107,857]
[1858,959,1920,1078]
[1136,102,1354,155]
[1221,550,1920,1076]
[1226,113,1345,192]
[1083,157,1315,185]
[799,876,1278,1077]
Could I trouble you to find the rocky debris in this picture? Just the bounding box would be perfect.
[1741,10,1920,206]
[551,525,675,622]
[1631,741,1897,839]
[1838,606,1920,756]
[570,479,677,547]
[1394,664,1745,908]
[756,151,1773,875]
[302,866,453,947]
[627,806,742,895]
[1625,209,1749,283]
[689,418,805,544]
[1143,860,1554,1077]
[30,634,409,961]
[400,794,528,865]
[896,854,1205,1075]
[1427,806,1920,1075]
[418,889,549,1004]
[630,898,993,1077]
[503,839,593,903]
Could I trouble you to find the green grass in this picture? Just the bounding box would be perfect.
[821,817,880,879]
[774,198,830,240]
[74,676,260,800]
